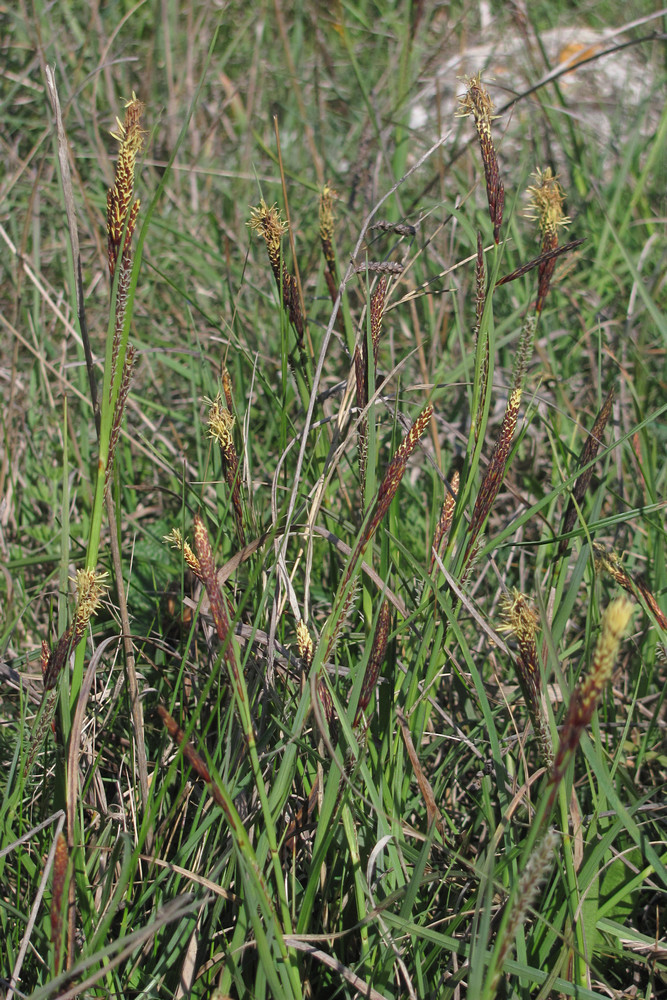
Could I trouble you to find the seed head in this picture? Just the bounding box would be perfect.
[548,597,634,807]
[499,589,553,766]
[248,199,288,276]
[41,570,107,691]
[205,394,245,545]
[431,469,459,571]
[466,316,536,561]
[165,528,202,580]
[455,73,498,135]
[353,599,390,727]
[456,73,504,242]
[296,620,315,668]
[526,167,570,238]
[491,829,559,991]
[376,404,433,520]
[206,394,235,456]
[107,93,144,277]
[193,513,231,647]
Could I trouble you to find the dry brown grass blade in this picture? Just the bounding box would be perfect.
[396,707,445,839]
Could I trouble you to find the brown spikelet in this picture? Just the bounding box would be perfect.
[109,247,136,372]
[499,589,553,768]
[535,229,558,314]
[631,576,667,631]
[431,470,459,572]
[193,513,232,646]
[353,260,404,276]
[206,393,246,546]
[42,624,75,693]
[467,384,520,547]
[354,341,368,415]
[221,366,234,413]
[331,405,432,661]
[473,231,486,340]
[157,704,228,810]
[547,597,633,810]
[456,73,504,243]
[525,167,571,314]
[282,623,330,857]
[354,339,369,496]
[370,275,387,370]
[473,233,490,447]
[460,533,484,591]
[25,688,58,777]
[466,316,536,561]
[317,676,336,734]
[356,276,388,495]
[319,182,339,303]
[372,404,433,537]
[594,545,667,631]
[50,833,69,975]
[106,95,143,491]
[192,514,245,708]
[558,385,615,557]
[370,220,417,237]
[353,600,390,727]
[248,199,305,345]
[496,240,585,288]
[106,343,137,490]
[40,639,50,679]
[352,404,433,573]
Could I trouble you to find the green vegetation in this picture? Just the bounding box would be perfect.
[1,3,666,997]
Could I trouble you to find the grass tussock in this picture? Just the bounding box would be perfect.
[1,4,666,999]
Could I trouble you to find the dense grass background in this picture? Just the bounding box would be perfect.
[1,2,666,998]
